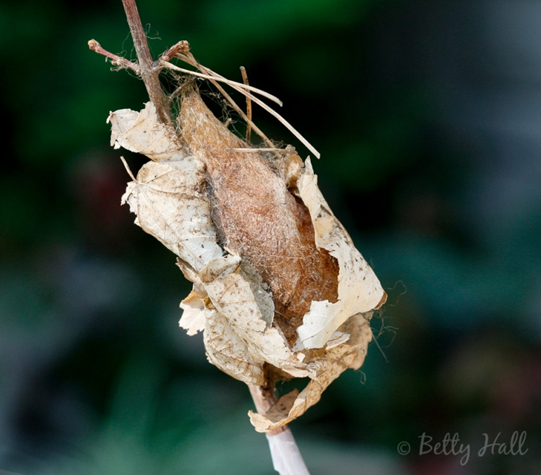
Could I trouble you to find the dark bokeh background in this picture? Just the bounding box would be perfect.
[1,0,540,474]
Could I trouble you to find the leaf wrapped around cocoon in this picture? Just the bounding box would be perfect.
[110,88,386,431]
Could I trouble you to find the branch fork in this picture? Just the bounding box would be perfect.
[89,16,320,158]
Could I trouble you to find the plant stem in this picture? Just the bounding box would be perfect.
[121,0,171,127]
[249,385,311,475]
[266,428,311,475]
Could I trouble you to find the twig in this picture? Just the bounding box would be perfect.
[159,40,191,63]
[120,156,137,182]
[240,66,252,142]
[88,39,140,73]
[249,385,311,475]
[121,0,171,127]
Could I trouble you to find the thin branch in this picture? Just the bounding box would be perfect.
[120,156,137,182]
[249,385,311,475]
[266,428,311,475]
[240,66,252,142]
[121,0,171,127]
[88,40,140,73]
[159,40,191,63]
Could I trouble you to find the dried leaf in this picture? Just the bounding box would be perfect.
[204,306,266,386]
[249,313,373,432]
[294,159,387,349]
[178,290,206,336]
[109,102,183,161]
[121,156,223,273]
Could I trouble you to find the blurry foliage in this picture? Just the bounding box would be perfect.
[0,0,539,474]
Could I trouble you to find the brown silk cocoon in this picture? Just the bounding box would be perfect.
[180,88,339,330]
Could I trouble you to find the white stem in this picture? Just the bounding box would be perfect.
[249,385,311,475]
[266,428,311,475]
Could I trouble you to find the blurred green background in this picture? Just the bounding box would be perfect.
[0,0,540,474]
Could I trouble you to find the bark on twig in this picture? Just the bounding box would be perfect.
[88,39,140,73]
[240,66,252,142]
[160,40,191,62]
[121,0,171,127]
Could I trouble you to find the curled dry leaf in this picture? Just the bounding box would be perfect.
[108,102,183,161]
[120,153,223,272]
[110,86,386,431]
